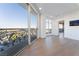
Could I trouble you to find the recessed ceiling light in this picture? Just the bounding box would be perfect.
[39,8,42,10]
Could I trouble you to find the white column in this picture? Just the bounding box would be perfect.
[40,15,46,38]
[37,14,40,38]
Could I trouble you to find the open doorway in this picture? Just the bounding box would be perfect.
[58,20,64,38]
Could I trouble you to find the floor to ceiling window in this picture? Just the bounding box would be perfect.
[45,19,52,34]
[0,3,39,56]
[30,6,38,42]
[0,3,28,56]
[45,19,49,34]
[49,19,52,34]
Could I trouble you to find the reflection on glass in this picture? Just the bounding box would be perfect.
[30,7,37,42]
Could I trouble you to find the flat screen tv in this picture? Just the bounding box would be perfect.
[70,20,79,26]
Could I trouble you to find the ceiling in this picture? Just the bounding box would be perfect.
[35,3,79,19]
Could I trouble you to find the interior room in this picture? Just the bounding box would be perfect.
[0,3,79,56]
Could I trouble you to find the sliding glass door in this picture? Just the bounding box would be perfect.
[0,3,28,56]
[0,3,39,55]
[30,7,38,42]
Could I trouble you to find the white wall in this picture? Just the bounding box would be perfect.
[52,11,79,40]
[64,19,79,40]
[64,13,79,40]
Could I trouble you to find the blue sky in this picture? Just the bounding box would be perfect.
[31,14,37,28]
[0,3,37,28]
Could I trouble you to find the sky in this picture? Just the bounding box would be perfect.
[0,3,37,28]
